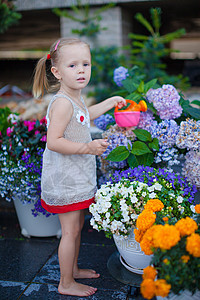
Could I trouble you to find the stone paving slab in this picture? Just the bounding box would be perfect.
[0,239,59,282]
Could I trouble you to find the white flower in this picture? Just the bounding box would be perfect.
[177,196,183,203]
[148,186,155,192]
[130,194,138,203]
[190,205,196,213]
[149,192,157,198]
[76,110,86,125]
[153,182,162,191]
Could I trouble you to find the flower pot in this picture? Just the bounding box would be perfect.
[13,194,61,238]
[156,290,200,300]
[113,229,152,274]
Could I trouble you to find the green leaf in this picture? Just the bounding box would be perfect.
[122,78,137,93]
[144,78,158,93]
[191,100,200,107]
[133,129,152,142]
[127,153,138,168]
[135,13,154,35]
[149,138,160,151]
[126,93,142,102]
[132,41,144,48]
[136,153,155,166]
[137,81,144,93]
[131,141,152,155]
[182,105,200,120]
[106,146,129,162]
[160,28,185,43]
[128,33,148,41]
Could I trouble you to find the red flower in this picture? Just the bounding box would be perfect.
[80,116,84,122]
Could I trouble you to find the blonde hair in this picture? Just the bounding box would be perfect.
[32,37,90,98]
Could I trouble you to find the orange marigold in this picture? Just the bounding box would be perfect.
[163,258,169,265]
[175,217,198,237]
[195,204,200,214]
[186,233,200,257]
[181,255,190,263]
[144,199,164,212]
[162,216,169,222]
[140,279,156,300]
[136,210,156,231]
[153,224,181,250]
[134,228,144,243]
[140,225,162,255]
[155,279,171,297]
[142,266,157,280]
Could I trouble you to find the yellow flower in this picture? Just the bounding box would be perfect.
[155,279,171,297]
[136,209,156,231]
[181,255,190,263]
[134,228,144,243]
[195,204,200,214]
[153,224,181,250]
[142,266,157,280]
[144,199,164,212]
[140,279,156,299]
[175,217,198,237]
[186,233,200,257]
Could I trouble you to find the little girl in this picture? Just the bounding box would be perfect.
[32,37,126,297]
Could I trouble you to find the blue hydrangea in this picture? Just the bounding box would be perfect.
[113,66,129,87]
[150,119,179,150]
[146,84,182,120]
[94,114,115,131]
[101,133,131,169]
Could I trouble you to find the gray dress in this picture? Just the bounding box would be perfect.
[41,94,97,208]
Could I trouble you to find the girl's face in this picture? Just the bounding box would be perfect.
[51,44,91,93]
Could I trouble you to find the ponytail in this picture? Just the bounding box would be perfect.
[32,56,49,98]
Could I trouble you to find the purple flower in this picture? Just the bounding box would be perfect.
[146,84,182,120]
[94,114,115,131]
[101,133,131,169]
[176,119,200,150]
[113,66,129,87]
[137,110,157,131]
[107,166,197,208]
[150,119,179,150]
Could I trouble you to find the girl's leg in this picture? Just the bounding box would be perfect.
[73,210,100,279]
[58,210,97,296]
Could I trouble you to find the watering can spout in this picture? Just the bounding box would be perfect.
[127,100,147,112]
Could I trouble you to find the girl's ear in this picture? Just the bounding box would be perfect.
[51,66,61,80]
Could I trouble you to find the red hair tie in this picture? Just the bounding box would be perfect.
[47,54,51,60]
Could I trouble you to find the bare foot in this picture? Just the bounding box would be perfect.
[58,281,97,296]
[73,268,100,279]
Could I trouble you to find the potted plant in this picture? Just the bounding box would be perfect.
[89,166,197,273]
[0,113,61,238]
[136,201,200,299]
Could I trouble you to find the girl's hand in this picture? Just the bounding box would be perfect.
[87,139,109,155]
[109,96,126,109]
[107,96,127,108]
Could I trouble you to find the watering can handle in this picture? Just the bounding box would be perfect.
[115,99,147,113]
[115,100,133,113]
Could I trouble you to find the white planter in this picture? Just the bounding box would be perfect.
[157,290,200,300]
[13,194,62,238]
[113,228,152,274]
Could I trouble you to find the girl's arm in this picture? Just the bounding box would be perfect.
[88,96,126,121]
[47,97,109,155]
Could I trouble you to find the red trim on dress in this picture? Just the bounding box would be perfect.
[41,197,95,214]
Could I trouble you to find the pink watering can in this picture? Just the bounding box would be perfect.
[114,99,147,127]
